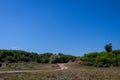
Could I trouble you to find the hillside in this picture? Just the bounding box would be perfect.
[0,49,120,80]
[0,49,76,63]
[80,50,120,67]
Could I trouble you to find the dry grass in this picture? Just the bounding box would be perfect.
[43,66,120,80]
[0,62,59,71]
[0,63,120,80]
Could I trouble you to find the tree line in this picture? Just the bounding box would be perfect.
[0,49,76,63]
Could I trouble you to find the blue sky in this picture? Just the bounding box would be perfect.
[0,0,120,56]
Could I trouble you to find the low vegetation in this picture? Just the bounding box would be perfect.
[0,62,60,71]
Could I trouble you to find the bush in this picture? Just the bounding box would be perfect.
[5,56,16,62]
[49,54,60,64]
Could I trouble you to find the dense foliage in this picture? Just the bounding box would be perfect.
[0,49,76,63]
[80,50,120,67]
[49,53,76,64]
[49,54,60,64]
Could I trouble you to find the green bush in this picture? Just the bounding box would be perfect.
[49,54,60,64]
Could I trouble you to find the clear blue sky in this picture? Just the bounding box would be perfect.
[0,0,120,56]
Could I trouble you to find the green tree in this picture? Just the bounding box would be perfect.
[105,43,112,52]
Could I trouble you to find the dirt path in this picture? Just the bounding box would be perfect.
[0,69,61,74]
[58,64,68,70]
[0,64,68,74]
[0,70,33,74]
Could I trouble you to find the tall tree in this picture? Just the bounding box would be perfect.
[104,43,112,52]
